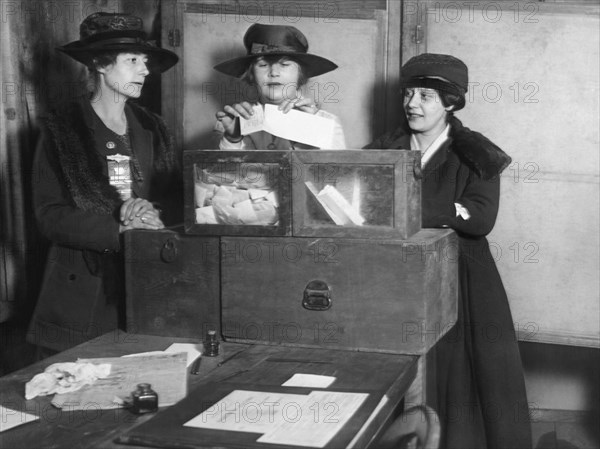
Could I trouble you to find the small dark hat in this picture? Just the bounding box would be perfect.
[214,24,337,78]
[400,53,469,110]
[57,12,178,73]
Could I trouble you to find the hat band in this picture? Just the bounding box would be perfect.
[250,43,303,55]
[84,37,148,48]
[400,77,466,96]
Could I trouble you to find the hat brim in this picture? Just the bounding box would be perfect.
[58,41,179,73]
[214,52,337,78]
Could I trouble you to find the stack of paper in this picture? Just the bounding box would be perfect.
[194,164,279,226]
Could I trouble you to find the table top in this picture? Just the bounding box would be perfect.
[0,331,417,449]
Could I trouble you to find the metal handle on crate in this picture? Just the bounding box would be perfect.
[302,280,332,311]
[160,238,178,263]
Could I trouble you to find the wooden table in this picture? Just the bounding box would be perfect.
[0,331,417,449]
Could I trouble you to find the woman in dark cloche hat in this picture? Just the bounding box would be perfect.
[366,54,532,449]
[28,13,182,355]
[214,23,346,150]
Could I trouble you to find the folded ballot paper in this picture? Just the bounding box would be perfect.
[194,163,279,226]
[241,103,336,148]
[305,181,365,226]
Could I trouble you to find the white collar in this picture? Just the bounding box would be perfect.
[411,124,450,168]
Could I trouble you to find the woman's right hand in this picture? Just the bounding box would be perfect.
[216,101,255,141]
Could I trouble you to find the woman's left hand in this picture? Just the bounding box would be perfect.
[120,198,163,227]
[130,209,164,229]
[279,95,319,115]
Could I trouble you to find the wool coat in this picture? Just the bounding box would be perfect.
[365,116,532,449]
[28,99,182,352]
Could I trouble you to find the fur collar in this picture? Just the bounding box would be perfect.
[447,116,511,180]
[45,100,175,214]
[366,116,511,180]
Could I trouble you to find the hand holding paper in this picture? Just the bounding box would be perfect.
[240,104,336,148]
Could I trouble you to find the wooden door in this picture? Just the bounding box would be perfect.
[161,0,402,151]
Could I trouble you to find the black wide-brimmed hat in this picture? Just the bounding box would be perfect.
[214,24,337,78]
[57,12,178,73]
[400,53,469,110]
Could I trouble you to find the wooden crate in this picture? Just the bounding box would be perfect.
[220,229,457,355]
[124,228,220,339]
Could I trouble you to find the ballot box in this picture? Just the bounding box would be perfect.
[184,149,421,239]
[126,150,457,355]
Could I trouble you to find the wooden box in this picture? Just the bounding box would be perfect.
[124,228,220,339]
[220,229,457,355]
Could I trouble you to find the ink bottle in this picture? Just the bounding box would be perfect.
[204,329,219,356]
[131,383,158,414]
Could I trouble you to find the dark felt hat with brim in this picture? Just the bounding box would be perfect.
[214,24,337,78]
[57,12,178,73]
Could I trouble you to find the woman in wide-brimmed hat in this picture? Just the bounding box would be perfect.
[366,54,531,448]
[214,23,346,150]
[28,12,182,354]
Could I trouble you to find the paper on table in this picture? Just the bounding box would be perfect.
[183,389,368,448]
[240,104,336,148]
[281,373,336,389]
[51,353,187,410]
[183,390,307,434]
[257,391,369,448]
[0,406,38,432]
[164,343,202,368]
[122,344,201,368]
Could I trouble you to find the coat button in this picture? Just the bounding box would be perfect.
[68,274,77,281]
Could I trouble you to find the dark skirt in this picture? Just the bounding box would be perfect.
[429,237,532,449]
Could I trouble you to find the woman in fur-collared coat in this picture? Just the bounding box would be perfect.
[365,54,531,449]
[27,12,182,353]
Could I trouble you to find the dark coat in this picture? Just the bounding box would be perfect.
[366,116,531,449]
[28,99,182,352]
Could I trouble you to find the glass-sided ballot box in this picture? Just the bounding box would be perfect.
[184,150,421,239]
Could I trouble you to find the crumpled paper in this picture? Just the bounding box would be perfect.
[25,362,111,400]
